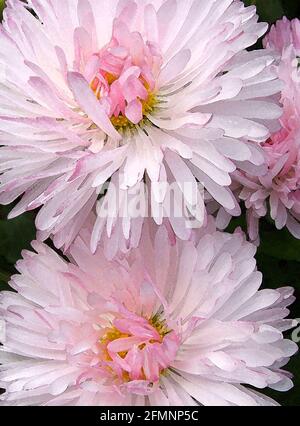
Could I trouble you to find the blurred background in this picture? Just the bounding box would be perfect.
[0,0,299,406]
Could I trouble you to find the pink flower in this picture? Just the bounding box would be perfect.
[0,219,297,406]
[265,17,300,55]
[0,0,281,256]
[214,18,300,240]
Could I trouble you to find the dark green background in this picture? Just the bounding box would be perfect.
[0,0,299,406]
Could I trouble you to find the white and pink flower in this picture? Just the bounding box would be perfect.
[0,0,281,256]
[0,219,297,406]
[216,18,300,240]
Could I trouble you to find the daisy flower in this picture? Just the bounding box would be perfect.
[0,219,297,406]
[0,0,281,257]
[221,18,300,241]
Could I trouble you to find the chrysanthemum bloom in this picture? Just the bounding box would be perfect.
[216,18,300,241]
[0,220,297,406]
[0,0,281,257]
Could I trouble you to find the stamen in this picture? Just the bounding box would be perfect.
[98,313,177,384]
[85,19,162,134]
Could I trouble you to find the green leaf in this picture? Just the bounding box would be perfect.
[227,216,300,263]
[0,273,10,291]
[258,0,284,23]
[225,215,247,234]
[0,207,36,266]
[0,255,12,291]
[258,227,300,262]
[0,0,5,18]
[0,270,10,282]
[244,0,284,23]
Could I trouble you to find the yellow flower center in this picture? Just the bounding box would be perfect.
[99,315,170,361]
[97,313,176,384]
[90,74,158,132]
[111,91,157,131]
